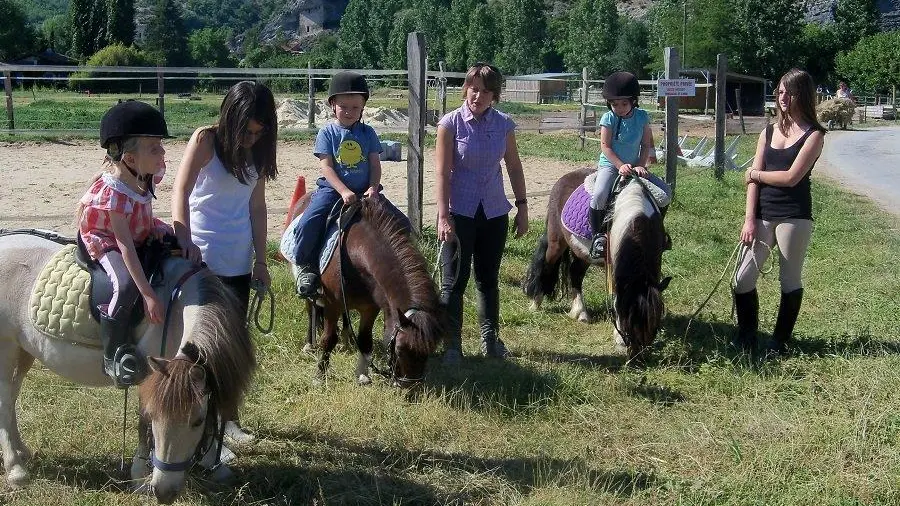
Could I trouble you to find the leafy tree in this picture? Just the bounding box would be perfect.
[832,0,880,50]
[385,8,418,70]
[496,0,546,74]
[799,23,842,86]
[446,0,477,71]
[335,0,379,68]
[189,27,237,68]
[466,3,500,67]
[564,0,618,77]
[0,0,37,60]
[610,17,650,77]
[106,0,134,46]
[69,0,108,59]
[143,0,190,66]
[730,0,803,80]
[544,6,568,73]
[69,43,153,92]
[646,0,736,71]
[835,30,900,93]
[41,14,71,54]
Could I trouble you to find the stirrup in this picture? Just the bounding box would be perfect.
[295,267,319,297]
[589,235,606,260]
[105,345,145,388]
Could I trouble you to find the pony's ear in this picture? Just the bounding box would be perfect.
[658,276,672,292]
[180,342,201,363]
[148,357,170,376]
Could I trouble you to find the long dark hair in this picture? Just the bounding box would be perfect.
[777,69,826,135]
[211,81,278,184]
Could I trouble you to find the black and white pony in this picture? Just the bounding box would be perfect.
[522,168,670,360]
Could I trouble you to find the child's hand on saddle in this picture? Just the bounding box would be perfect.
[437,214,454,242]
[618,163,634,176]
[340,189,358,205]
[143,292,164,324]
[182,240,203,264]
[632,166,649,178]
[364,186,381,200]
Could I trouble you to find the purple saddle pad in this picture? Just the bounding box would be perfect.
[561,184,592,239]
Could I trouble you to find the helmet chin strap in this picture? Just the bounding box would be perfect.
[122,159,156,198]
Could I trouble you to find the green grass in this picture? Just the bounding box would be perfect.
[3,156,900,504]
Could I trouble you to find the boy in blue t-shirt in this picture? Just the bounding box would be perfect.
[292,71,409,295]
[589,71,670,260]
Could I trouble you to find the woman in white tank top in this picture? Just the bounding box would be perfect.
[171,81,279,442]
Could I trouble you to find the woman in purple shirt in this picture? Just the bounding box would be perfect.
[435,62,529,364]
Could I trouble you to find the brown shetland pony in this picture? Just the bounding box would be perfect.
[287,195,442,387]
[522,168,670,361]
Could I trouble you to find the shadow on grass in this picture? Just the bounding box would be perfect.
[216,431,660,505]
[28,454,133,492]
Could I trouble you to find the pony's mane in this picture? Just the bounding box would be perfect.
[140,273,255,420]
[360,199,442,355]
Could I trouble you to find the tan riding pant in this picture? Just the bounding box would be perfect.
[734,218,813,294]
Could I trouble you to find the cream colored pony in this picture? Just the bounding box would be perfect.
[0,232,255,503]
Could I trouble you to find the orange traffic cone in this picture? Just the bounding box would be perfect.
[284,175,307,229]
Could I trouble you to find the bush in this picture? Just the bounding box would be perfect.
[68,44,156,93]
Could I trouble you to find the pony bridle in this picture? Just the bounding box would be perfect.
[383,308,425,387]
[148,363,221,473]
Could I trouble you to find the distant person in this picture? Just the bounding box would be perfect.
[733,68,826,355]
[434,62,529,363]
[836,81,854,102]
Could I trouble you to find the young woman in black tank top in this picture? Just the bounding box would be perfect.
[732,69,826,355]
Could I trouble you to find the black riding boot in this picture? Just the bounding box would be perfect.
[100,309,144,388]
[440,291,464,365]
[479,322,509,358]
[589,207,607,260]
[766,288,803,355]
[295,264,319,297]
[732,289,759,352]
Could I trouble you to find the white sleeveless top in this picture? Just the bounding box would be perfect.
[189,151,258,276]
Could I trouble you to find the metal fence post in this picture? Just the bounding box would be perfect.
[308,62,315,131]
[4,72,14,131]
[664,47,680,192]
[157,70,165,120]
[714,54,727,179]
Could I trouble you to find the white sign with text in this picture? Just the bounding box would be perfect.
[657,79,696,97]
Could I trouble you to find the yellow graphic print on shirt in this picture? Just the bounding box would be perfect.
[336,140,364,169]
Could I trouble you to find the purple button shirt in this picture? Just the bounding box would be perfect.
[438,103,517,219]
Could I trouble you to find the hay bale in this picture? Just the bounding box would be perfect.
[817,98,855,129]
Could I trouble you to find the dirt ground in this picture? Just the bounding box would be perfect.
[0,139,586,238]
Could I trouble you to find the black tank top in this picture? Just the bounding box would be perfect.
[756,124,819,220]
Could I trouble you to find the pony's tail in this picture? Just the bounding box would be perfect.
[522,233,569,301]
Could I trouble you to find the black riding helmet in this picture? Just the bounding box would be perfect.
[100,100,170,149]
[602,71,640,103]
[327,71,370,104]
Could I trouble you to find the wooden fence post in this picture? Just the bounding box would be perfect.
[580,67,587,150]
[307,62,315,130]
[714,53,727,179]
[406,32,427,235]
[157,70,165,120]
[3,72,13,131]
[664,47,680,192]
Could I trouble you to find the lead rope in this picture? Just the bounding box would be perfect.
[120,387,129,473]
[684,239,775,338]
[248,280,275,334]
[432,234,461,287]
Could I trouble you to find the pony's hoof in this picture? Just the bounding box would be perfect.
[7,465,30,488]
[209,464,235,484]
[302,343,317,354]
[16,446,32,463]
[224,421,255,444]
[132,481,151,495]
[577,312,590,323]
[357,374,372,385]
[529,296,542,311]
[613,331,628,351]
[311,376,324,388]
